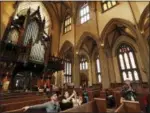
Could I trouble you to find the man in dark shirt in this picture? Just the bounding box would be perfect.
[23,92,60,113]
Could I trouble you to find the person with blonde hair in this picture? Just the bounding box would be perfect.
[120,79,137,103]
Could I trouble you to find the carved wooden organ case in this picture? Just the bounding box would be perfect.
[0,7,51,76]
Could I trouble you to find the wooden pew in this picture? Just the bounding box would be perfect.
[0,92,36,98]
[2,98,106,113]
[99,90,106,98]
[0,95,45,104]
[60,100,97,112]
[115,103,125,113]
[87,90,100,101]
[61,98,106,113]
[115,100,141,113]
[94,98,107,113]
[1,93,37,100]
[1,108,45,113]
[113,91,121,107]
[0,98,49,112]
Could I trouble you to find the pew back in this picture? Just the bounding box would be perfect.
[61,98,106,113]
[115,100,141,113]
[124,101,141,112]
[60,101,97,112]
[0,98,49,112]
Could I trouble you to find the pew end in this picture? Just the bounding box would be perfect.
[115,100,141,113]
[124,100,141,112]
[94,98,107,113]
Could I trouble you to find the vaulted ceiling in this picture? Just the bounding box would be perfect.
[43,1,89,25]
[79,36,97,56]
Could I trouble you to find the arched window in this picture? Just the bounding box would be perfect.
[64,59,72,83]
[64,16,72,33]
[96,56,101,83]
[80,56,88,70]
[117,43,140,82]
[80,3,90,24]
[101,0,118,12]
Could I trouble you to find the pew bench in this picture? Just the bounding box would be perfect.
[0,98,49,112]
[0,95,46,104]
[61,98,106,113]
[115,100,141,113]
[2,98,106,113]
[87,90,100,101]
[1,93,38,100]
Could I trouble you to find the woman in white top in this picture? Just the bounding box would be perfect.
[72,91,83,107]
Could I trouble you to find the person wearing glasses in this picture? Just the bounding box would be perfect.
[23,92,60,113]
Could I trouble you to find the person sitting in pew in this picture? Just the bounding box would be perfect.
[82,88,89,103]
[120,79,137,103]
[23,92,61,113]
[72,90,83,107]
[105,89,116,108]
[60,91,75,110]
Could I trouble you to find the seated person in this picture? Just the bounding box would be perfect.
[72,91,83,107]
[23,92,60,113]
[82,89,89,103]
[60,91,74,110]
[120,79,137,103]
[105,89,116,108]
[46,86,50,96]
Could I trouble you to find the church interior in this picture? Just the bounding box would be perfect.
[0,1,150,113]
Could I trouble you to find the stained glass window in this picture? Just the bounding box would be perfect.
[64,16,72,33]
[117,43,140,81]
[80,57,88,70]
[64,60,72,83]
[101,0,118,12]
[80,4,90,24]
[96,56,101,83]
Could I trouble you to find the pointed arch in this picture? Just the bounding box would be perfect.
[139,3,150,30]
[59,40,74,58]
[101,18,138,48]
[76,32,99,53]
[139,3,150,39]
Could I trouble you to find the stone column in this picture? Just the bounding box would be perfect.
[88,59,92,86]
[72,51,80,87]
[53,72,57,86]
[57,70,64,88]
[107,56,116,83]
[91,58,97,84]
[99,47,110,88]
